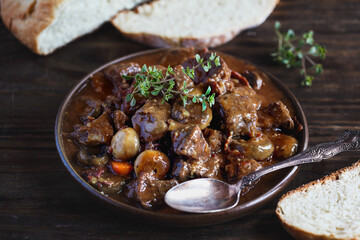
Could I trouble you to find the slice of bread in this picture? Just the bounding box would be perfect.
[111,0,278,48]
[276,160,360,240]
[1,0,145,55]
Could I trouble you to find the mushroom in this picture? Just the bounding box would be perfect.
[111,127,140,160]
[172,100,213,130]
[230,134,274,161]
[77,148,109,166]
[134,150,170,179]
[269,132,298,159]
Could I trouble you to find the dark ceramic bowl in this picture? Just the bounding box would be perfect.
[55,48,309,226]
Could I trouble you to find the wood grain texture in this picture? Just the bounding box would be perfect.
[0,0,359,239]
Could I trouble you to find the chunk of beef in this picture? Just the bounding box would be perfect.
[112,110,128,130]
[217,93,259,137]
[172,100,212,130]
[231,85,259,102]
[103,62,141,95]
[83,166,125,194]
[259,101,294,130]
[127,172,178,209]
[153,65,167,75]
[71,112,114,146]
[182,52,232,95]
[191,154,223,179]
[172,65,195,91]
[172,159,191,182]
[132,99,171,142]
[208,77,234,96]
[120,88,148,116]
[103,95,122,112]
[225,158,262,181]
[203,128,223,153]
[118,65,166,116]
[171,126,210,160]
[172,154,224,182]
[78,96,103,123]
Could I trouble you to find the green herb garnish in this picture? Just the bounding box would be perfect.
[271,21,327,86]
[124,53,220,111]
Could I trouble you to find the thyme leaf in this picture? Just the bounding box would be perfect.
[124,53,221,111]
[272,21,327,86]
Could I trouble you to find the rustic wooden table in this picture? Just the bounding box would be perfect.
[1,0,359,239]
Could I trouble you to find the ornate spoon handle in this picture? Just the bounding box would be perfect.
[241,130,360,187]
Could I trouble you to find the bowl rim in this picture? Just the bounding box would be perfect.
[55,48,309,226]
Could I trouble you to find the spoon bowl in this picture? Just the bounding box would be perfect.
[165,178,241,213]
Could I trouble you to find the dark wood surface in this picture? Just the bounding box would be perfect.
[1,0,359,239]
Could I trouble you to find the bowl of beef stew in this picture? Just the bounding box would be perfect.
[55,48,308,226]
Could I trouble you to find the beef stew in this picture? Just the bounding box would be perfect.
[59,48,305,212]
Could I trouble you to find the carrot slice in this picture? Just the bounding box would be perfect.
[111,161,133,176]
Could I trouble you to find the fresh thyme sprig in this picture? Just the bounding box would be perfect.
[271,21,327,86]
[123,53,220,111]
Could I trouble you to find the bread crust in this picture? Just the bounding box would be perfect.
[112,0,279,48]
[1,0,63,55]
[280,221,346,240]
[276,160,360,240]
[112,26,239,48]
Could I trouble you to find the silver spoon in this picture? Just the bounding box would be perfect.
[165,130,360,213]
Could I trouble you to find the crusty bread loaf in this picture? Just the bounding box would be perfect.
[111,0,278,48]
[0,0,144,55]
[276,160,360,240]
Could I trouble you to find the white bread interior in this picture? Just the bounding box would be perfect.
[112,0,278,48]
[276,161,360,240]
[1,0,144,55]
